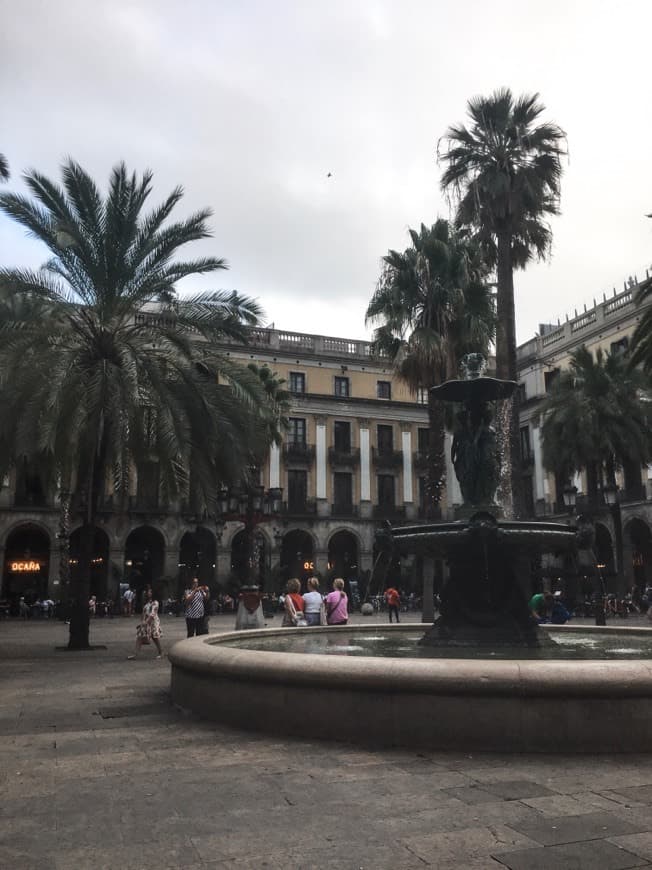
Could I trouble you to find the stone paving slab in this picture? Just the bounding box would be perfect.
[3,616,652,868]
[508,810,647,846]
[493,839,649,870]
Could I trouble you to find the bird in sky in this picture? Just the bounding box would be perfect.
[327,172,332,178]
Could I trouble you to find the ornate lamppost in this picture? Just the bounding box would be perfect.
[216,485,283,587]
[603,483,624,598]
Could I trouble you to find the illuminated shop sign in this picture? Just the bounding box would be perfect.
[9,561,43,573]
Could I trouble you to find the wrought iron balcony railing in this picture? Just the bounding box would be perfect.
[328,446,360,466]
[371,447,403,469]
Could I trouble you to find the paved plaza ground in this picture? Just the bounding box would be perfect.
[3,613,652,869]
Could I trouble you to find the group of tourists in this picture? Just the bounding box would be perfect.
[234,577,350,631]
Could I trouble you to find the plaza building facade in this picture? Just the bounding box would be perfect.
[0,326,435,607]
[1,273,651,607]
[515,275,652,594]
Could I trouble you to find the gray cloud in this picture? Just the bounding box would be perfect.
[2,0,651,341]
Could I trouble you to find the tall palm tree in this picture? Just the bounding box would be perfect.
[0,159,276,648]
[366,219,495,514]
[540,346,651,502]
[0,154,8,181]
[629,216,652,372]
[439,89,566,515]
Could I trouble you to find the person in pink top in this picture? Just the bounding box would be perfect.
[325,578,348,625]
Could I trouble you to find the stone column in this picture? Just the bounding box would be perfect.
[269,443,281,489]
[315,415,329,517]
[109,547,125,605]
[359,419,371,519]
[48,548,61,599]
[314,548,329,581]
[401,426,415,520]
[532,423,545,503]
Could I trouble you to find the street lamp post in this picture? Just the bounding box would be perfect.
[603,483,624,598]
[216,485,283,587]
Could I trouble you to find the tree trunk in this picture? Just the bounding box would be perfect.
[496,232,523,517]
[68,450,104,650]
[67,519,94,649]
[426,391,446,516]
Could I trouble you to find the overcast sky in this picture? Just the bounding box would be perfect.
[2,0,651,344]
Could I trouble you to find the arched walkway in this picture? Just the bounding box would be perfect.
[280,529,314,588]
[69,526,110,600]
[328,530,359,582]
[178,527,217,592]
[124,526,166,606]
[2,523,51,606]
[625,518,652,591]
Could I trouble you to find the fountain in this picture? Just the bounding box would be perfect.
[169,354,652,752]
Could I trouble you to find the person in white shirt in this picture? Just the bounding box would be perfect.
[302,577,324,626]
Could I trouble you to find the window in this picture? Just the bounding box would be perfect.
[333,472,353,508]
[377,425,393,452]
[520,426,532,461]
[333,421,351,452]
[289,372,305,394]
[416,387,428,405]
[417,427,429,454]
[287,469,308,511]
[544,369,560,392]
[377,474,395,507]
[610,337,629,356]
[288,418,306,446]
[517,383,527,404]
[334,376,350,397]
[377,380,391,400]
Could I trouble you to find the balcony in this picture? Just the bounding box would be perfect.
[283,442,315,465]
[330,502,359,518]
[282,499,317,517]
[328,446,360,467]
[373,504,406,521]
[372,447,403,469]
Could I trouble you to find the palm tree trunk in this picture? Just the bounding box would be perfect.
[496,231,523,517]
[67,447,104,649]
[68,519,94,649]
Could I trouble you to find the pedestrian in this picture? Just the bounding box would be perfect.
[127,587,162,659]
[302,577,324,626]
[325,578,348,626]
[198,585,211,635]
[183,577,206,637]
[122,586,135,616]
[235,585,265,630]
[529,591,554,623]
[384,585,401,623]
[282,578,306,626]
[88,595,97,618]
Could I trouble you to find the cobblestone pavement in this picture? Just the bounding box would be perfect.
[3,613,652,869]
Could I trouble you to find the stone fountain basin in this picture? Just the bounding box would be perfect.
[169,625,652,753]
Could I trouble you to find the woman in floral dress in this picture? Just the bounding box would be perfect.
[128,587,163,659]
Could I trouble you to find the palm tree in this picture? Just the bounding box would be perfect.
[439,88,566,515]
[629,215,652,372]
[0,159,276,648]
[0,154,8,181]
[540,346,651,503]
[366,219,495,514]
